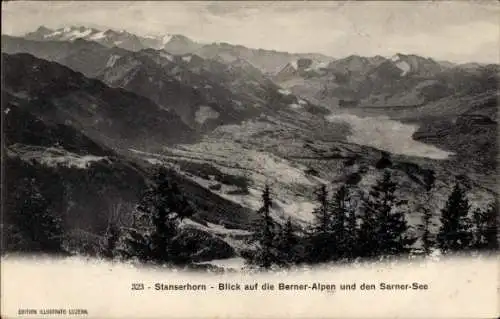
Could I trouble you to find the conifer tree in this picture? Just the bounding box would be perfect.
[120,196,151,262]
[122,166,194,265]
[358,182,384,258]
[276,217,300,266]
[484,199,499,251]
[102,201,124,259]
[360,171,414,258]
[437,182,473,253]
[308,184,334,262]
[249,184,280,269]
[419,206,434,255]
[471,200,498,251]
[7,177,64,253]
[313,185,330,233]
[377,172,414,256]
[103,223,120,259]
[330,185,353,260]
[418,171,436,255]
[471,208,487,250]
[344,190,358,260]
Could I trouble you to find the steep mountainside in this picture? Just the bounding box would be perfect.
[2,53,195,149]
[2,35,128,78]
[97,50,262,130]
[2,54,259,259]
[2,36,328,133]
[411,91,498,173]
[99,49,329,130]
[2,36,332,132]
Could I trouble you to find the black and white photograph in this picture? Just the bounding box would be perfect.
[1,1,498,318]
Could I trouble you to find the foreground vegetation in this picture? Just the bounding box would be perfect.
[3,165,498,270]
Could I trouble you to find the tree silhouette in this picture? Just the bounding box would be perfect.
[276,217,300,266]
[471,208,488,250]
[248,184,280,269]
[6,177,64,253]
[103,223,120,259]
[418,170,436,255]
[344,188,359,260]
[419,205,435,255]
[471,199,498,252]
[484,199,499,251]
[330,184,354,260]
[308,184,335,262]
[360,171,414,258]
[437,182,473,253]
[121,166,195,265]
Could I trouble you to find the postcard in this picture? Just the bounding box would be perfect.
[1,1,498,318]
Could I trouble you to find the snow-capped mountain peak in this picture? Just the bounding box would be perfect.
[388,54,411,76]
[88,31,106,40]
[23,25,202,54]
[161,34,173,45]
[390,53,403,62]
[28,26,100,42]
[395,60,411,76]
[276,57,330,79]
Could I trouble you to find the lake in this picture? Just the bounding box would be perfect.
[325,112,454,160]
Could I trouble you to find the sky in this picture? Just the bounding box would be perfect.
[2,1,499,63]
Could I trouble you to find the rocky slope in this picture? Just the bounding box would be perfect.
[2,35,130,78]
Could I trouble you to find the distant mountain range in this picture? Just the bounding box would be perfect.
[273,53,498,108]
[3,25,498,169]
[20,26,332,74]
[2,34,328,132]
[24,25,203,54]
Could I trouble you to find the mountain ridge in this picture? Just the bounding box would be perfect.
[12,25,497,76]
[1,36,330,133]
[16,26,333,74]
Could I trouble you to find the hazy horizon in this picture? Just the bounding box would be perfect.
[2,1,499,64]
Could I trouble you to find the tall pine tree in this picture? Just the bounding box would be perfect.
[276,217,300,266]
[248,184,280,269]
[418,171,436,255]
[308,184,335,263]
[471,199,498,252]
[419,205,434,255]
[360,171,414,258]
[329,185,353,260]
[121,166,195,265]
[484,199,499,251]
[471,208,488,250]
[103,223,120,259]
[6,177,64,254]
[344,187,358,260]
[437,182,473,253]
